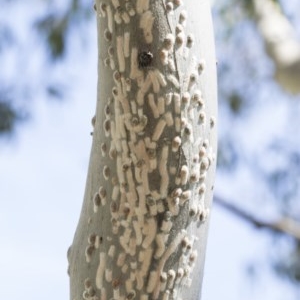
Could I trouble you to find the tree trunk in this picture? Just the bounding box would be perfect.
[68,1,217,300]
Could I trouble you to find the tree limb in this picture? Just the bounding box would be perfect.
[214,195,300,241]
[69,2,218,299]
[253,0,300,94]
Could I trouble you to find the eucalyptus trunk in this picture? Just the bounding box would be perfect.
[68,1,217,299]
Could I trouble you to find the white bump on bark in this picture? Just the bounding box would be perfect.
[95,252,106,289]
[146,270,158,293]
[160,49,169,65]
[198,107,207,122]
[164,112,174,127]
[162,290,170,300]
[148,93,160,119]
[126,3,135,17]
[179,10,187,24]
[172,136,181,152]
[186,34,194,48]
[108,245,116,258]
[180,190,191,206]
[104,29,112,42]
[176,32,184,47]
[164,33,175,51]
[139,11,155,44]
[140,248,153,277]
[173,93,181,114]
[160,272,168,292]
[152,119,167,142]
[110,0,119,9]
[154,233,167,259]
[93,193,101,212]
[105,269,112,282]
[165,2,174,13]
[100,288,106,300]
[175,267,184,284]
[174,0,183,6]
[117,252,126,267]
[136,0,150,14]
[116,36,126,72]
[198,59,206,74]
[124,32,130,58]
[167,270,176,289]
[84,245,94,263]
[210,116,216,128]
[129,47,143,80]
[121,11,130,24]
[166,74,180,89]
[99,2,107,17]
[142,217,157,248]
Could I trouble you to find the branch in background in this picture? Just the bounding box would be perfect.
[253,0,300,95]
[214,195,300,241]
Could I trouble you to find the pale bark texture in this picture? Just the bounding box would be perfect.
[68,1,217,300]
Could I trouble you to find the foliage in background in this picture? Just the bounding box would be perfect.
[0,0,93,135]
[214,0,300,291]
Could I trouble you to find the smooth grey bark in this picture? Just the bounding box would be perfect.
[69,1,217,300]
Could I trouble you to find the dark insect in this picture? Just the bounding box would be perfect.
[138,51,153,68]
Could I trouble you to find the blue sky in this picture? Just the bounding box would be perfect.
[1,2,300,299]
